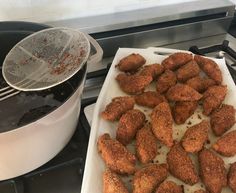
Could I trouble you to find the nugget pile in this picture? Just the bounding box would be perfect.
[99,52,236,193]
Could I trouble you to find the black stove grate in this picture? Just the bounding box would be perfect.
[189,40,236,84]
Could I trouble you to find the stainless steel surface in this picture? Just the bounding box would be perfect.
[45,0,234,34]
[97,17,233,57]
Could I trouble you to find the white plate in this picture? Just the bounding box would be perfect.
[81,47,236,193]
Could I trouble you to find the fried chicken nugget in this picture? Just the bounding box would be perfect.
[210,104,235,136]
[166,84,202,102]
[101,96,135,121]
[103,169,129,193]
[139,63,164,79]
[186,76,216,93]
[116,73,152,95]
[98,133,136,175]
[116,53,146,72]
[198,149,227,193]
[202,85,227,115]
[212,130,236,157]
[133,163,168,193]
[167,143,199,185]
[162,52,192,70]
[155,181,184,193]
[134,91,166,108]
[194,55,222,84]
[156,70,177,94]
[116,109,146,145]
[228,162,236,193]
[136,124,157,164]
[151,102,174,147]
[182,120,210,153]
[173,101,198,124]
[176,60,200,82]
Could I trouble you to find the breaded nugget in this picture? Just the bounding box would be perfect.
[166,84,202,102]
[151,102,174,147]
[202,85,227,115]
[98,133,136,175]
[116,53,146,72]
[176,60,200,82]
[167,143,199,185]
[156,70,177,94]
[212,130,236,157]
[134,91,166,108]
[194,55,222,84]
[116,109,146,145]
[198,149,227,193]
[182,120,210,153]
[116,73,152,95]
[136,124,157,164]
[101,96,135,121]
[186,76,216,93]
[194,190,207,193]
[162,52,192,70]
[155,181,183,193]
[139,63,164,79]
[210,104,235,136]
[228,162,236,193]
[103,169,129,193]
[173,101,198,124]
[133,163,168,193]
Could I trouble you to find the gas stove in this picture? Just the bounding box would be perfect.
[1,36,235,193]
[1,1,236,193]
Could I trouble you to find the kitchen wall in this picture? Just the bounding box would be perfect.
[0,0,199,23]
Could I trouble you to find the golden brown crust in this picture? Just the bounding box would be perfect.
[155,181,184,193]
[133,164,168,193]
[162,52,192,70]
[139,63,164,79]
[186,76,216,93]
[101,96,135,121]
[198,148,227,193]
[151,102,174,147]
[194,55,222,84]
[210,104,235,136]
[156,70,177,94]
[116,73,152,95]
[116,109,146,145]
[116,53,146,72]
[134,91,166,108]
[136,124,158,164]
[167,143,199,185]
[228,162,236,193]
[181,120,210,153]
[98,133,136,175]
[166,84,202,102]
[173,101,198,124]
[194,190,207,193]
[212,130,236,157]
[103,169,129,193]
[176,60,200,82]
[202,85,227,116]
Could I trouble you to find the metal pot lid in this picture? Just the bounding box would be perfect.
[2,27,90,91]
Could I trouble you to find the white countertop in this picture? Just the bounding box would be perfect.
[0,0,199,23]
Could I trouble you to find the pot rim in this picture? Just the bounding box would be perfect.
[0,64,87,135]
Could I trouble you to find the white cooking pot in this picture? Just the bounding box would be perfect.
[0,27,103,180]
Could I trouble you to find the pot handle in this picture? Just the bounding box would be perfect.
[86,34,103,66]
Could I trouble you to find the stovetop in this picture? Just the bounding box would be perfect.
[1,33,236,193]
